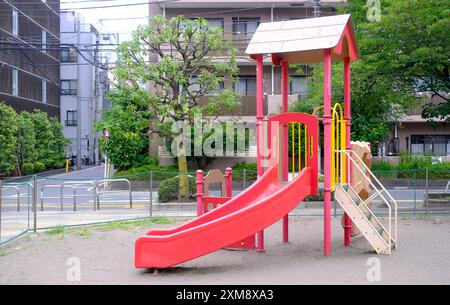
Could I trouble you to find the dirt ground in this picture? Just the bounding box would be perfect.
[0,216,449,285]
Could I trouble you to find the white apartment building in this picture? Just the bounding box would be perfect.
[60,11,115,165]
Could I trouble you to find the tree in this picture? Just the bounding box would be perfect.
[30,110,54,169]
[97,91,150,171]
[292,0,450,148]
[15,112,37,176]
[48,117,69,168]
[108,16,240,198]
[0,103,18,176]
[349,0,449,123]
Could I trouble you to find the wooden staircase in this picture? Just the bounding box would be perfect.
[335,150,397,254]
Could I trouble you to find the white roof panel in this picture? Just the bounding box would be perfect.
[246,14,358,63]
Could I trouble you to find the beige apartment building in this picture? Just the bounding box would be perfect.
[149,0,347,121]
[149,1,348,167]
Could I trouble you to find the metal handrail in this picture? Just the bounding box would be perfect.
[96,179,132,209]
[336,150,398,251]
[1,186,21,211]
[62,181,98,211]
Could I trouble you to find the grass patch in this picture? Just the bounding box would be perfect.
[94,217,175,232]
[73,228,91,238]
[0,251,7,257]
[46,227,64,235]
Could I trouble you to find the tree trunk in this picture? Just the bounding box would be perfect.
[177,152,189,200]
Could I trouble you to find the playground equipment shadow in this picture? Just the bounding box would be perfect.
[0,216,449,285]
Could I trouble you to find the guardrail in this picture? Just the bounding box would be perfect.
[0,186,21,211]
[96,179,132,210]
[38,179,133,212]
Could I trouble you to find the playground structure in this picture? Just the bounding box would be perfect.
[135,14,398,269]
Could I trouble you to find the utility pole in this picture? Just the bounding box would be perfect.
[76,19,82,170]
[313,0,321,17]
[93,34,100,166]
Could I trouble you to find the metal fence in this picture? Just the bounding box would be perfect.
[0,168,448,246]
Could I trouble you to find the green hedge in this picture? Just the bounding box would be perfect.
[372,153,450,180]
[232,162,257,180]
[0,102,68,177]
[157,175,196,203]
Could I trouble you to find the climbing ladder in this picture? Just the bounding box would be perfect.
[335,150,398,254]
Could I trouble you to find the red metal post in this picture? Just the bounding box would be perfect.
[281,60,289,243]
[225,167,233,198]
[196,170,204,217]
[343,57,352,247]
[323,49,332,257]
[256,54,265,253]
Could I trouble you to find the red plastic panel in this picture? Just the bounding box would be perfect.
[204,197,256,250]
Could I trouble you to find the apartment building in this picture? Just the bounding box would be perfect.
[382,93,450,159]
[0,0,60,117]
[150,0,346,121]
[149,1,346,167]
[60,11,115,164]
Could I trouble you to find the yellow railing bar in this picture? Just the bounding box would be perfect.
[291,123,295,178]
[298,123,301,174]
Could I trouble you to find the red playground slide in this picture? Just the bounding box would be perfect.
[135,165,315,269]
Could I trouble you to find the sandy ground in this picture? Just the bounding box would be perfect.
[0,216,449,285]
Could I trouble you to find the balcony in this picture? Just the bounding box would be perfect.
[197,95,268,117]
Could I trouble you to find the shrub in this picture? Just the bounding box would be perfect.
[232,162,257,180]
[113,163,183,181]
[157,175,196,203]
[33,162,45,173]
[22,163,35,176]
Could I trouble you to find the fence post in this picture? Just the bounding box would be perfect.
[33,175,37,233]
[0,179,3,246]
[425,167,429,216]
[196,170,204,217]
[413,169,417,216]
[149,171,153,219]
[243,169,247,190]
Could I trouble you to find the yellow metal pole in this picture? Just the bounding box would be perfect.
[291,123,295,178]
[65,159,69,173]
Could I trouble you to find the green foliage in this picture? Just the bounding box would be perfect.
[0,103,68,177]
[22,163,35,176]
[15,112,37,175]
[99,16,240,172]
[292,0,449,147]
[372,152,450,179]
[157,175,196,203]
[33,162,45,173]
[0,103,18,176]
[113,163,181,181]
[232,162,257,181]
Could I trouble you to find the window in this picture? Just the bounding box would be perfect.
[188,18,224,32]
[12,68,18,96]
[66,110,77,126]
[411,135,450,156]
[12,9,19,36]
[205,18,224,30]
[290,76,309,95]
[232,18,260,36]
[41,30,47,53]
[60,48,77,62]
[61,80,77,95]
[235,76,256,96]
[42,80,47,103]
[189,76,224,95]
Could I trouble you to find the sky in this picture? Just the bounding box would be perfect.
[61,0,150,42]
